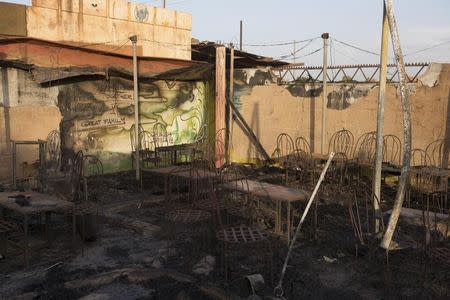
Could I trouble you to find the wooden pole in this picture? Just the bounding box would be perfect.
[373,2,389,233]
[321,33,329,154]
[380,0,412,250]
[130,35,140,182]
[226,46,235,164]
[215,46,227,168]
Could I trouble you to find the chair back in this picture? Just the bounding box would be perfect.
[329,129,354,157]
[425,139,450,169]
[383,134,402,166]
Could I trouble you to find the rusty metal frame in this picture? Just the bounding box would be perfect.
[274,62,429,84]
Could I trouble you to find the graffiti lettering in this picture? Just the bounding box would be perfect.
[80,117,126,128]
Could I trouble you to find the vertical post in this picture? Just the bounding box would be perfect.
[130,35,140,181]
[321,33,329,154]
[226,46,235,164]
[380,0,412,250]
[12,141,16,189]
[215,46,227,168]
[373,3,389,233]
[163,0,166,8]
[239,20,243,51]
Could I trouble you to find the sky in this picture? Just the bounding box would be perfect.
[7,0,450,65]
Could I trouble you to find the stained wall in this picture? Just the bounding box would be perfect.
[230,64,450,163]
[0,0,191,59]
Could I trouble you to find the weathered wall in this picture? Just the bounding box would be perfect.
[0,0,191,59]
[230,64,450,163]
[0,68,61,179]
[0,67,208,180]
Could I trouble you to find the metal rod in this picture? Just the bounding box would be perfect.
[163,0,166,8]
[373,2,389,234]
[321,33,329,154]
[274,152,335,298]
[380,0,412,250]
[130,35,140,181]
[239,20,243,51]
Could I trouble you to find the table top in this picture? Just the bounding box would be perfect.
[141,165,217,179]
[222,179,309,203]
[141,165,189,174]
[410,166,450,177]
[156,143,197,152]
[0,191,74,215]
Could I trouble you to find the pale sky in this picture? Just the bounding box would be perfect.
[6,0,450,65]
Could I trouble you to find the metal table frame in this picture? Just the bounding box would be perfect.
[11,140,47,190]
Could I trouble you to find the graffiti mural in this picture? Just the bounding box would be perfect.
[58,78,206,173]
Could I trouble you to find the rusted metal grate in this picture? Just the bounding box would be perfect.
[0,219,18,233]
[166,209,211,223]
[217,226,268,243]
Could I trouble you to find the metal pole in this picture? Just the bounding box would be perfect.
[380,0,412,250]
[226,46,235,164]
[373,2,389,233]
[130,35,140,181]
[239,20,243,51]
[321,33,329,154]
[163,0,166,8]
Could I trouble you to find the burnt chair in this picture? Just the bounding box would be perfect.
[346,181,384,257]
[425,139,450,169]
[382,134,402,167]
[406,149,431,207]
[351,131,376,181]
[45,130,61,175]
[272,133,295,184]
[152,123,171,167]
[215,174,273,283]
[295,136,311,154]
[130,124,145,168]
[139,130,160,168]
[328,128,354,158]
[64,151,99,255]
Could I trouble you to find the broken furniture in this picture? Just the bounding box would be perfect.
[272,133,295,184]
[220,179,309,243]
[65,151,99,253]
[141,166,218,200]
[45,130,61,176]
[425,138,450,169]
[155,143,198,166]
[11,140,47,190]
[0,191,74,267]
[328,128,354,157]
[0,219,19,259]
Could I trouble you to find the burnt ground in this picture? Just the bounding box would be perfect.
[0,170,449,300]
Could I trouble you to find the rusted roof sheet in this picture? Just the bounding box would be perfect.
[192,42,291,68]
[0,37,212,82]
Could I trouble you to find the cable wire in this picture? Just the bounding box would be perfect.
[243,37,319,47]
[332,38,380,56]
[404,40,450,57]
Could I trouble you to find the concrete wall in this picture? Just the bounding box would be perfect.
[230,64,450,163]
[0,68,61,180]
[0,0,191,60]
[0,67,209,181]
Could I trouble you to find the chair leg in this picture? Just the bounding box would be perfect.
[0,232,7,257]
